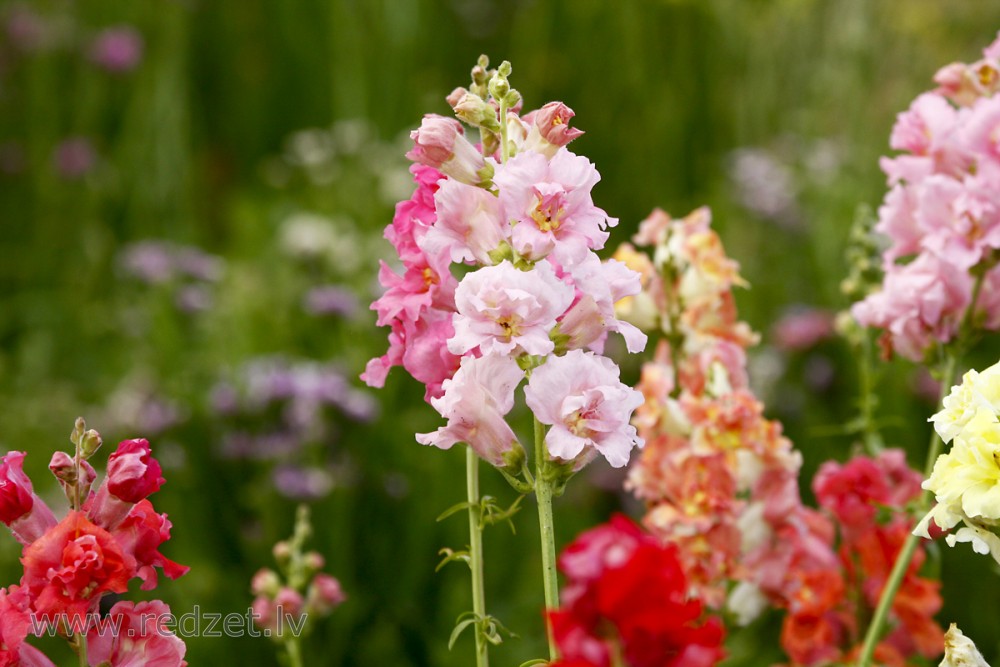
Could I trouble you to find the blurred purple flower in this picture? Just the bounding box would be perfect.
[120,241,176,283]
[175,247,224,282]
[175,284,213,313]
[303,286,359,318]
[729,147,799,227]
[53,137,97,179]
[88,26,143,73]
[272,465,334,500]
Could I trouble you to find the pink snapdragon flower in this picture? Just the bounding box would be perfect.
[0,451,57,546]
[450,259,575,357]
[87,600,187,667]
[496,150,616,263]
[406,114,487,186]
[556,253,648,354]
[525,350,644,468]
[521,102,584,158]
[416,353,523,467]
[88,26,144,74]
[420,177,508,265]
[90,439,165,531]
[851,253,971,360]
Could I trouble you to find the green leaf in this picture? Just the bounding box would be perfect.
[436,501,474,522]
[518,660,549,666]
[448,615,479,650]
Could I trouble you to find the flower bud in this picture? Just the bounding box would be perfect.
[406,114,488,187]
[273,540,292,566]
[80,429,103,459]
[521,102,584,158]
[453,92,500,132]
[306,574,346,615]
[251,568,282,597]
[49,451,97,506]
[303,550,325,572]
[940,624,989,667]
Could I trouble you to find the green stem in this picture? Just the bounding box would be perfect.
[856,353,957,667]
[498,97,509,164]
[533,417,559,661]
[466,448,490,667]
[75,632,87,667]
[284,635,304,667]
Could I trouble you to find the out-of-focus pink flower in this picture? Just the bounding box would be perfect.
[851,253,971,361]
[526,350,644,468]
[252,587,305,636]
[53,137,97,180]
[87,600,186,667]
[450,260,574,357]
[416,353,523,467]
[496,150,616,263]
[406,114,486,186]
[772,308,835,351]
[88,26,144,73]
[307,573,346,614]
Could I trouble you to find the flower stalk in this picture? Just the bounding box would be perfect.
[466,448,490,667]
[533,416,559,661]
[857,352,957,667]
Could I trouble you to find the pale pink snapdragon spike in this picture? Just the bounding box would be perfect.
[89,439,165,531]
[406,114,489,187]
[525,350,644,468]
[556,253,648,354]
[852,253,971,361]
[416,353,523,467]
[419,177,509,265]
[87,600,187,667]
[0,451,57,546]
[449,259,574,357]
[495,149,616,264]
[521,102,584,158]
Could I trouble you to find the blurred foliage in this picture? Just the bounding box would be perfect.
[3,0,1000,665]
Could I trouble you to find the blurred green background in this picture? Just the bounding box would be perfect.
[3,0,1000,665]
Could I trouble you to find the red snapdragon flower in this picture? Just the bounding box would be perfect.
[549,515,724,667]
[111,499,189,590]
[21,512,135,623]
